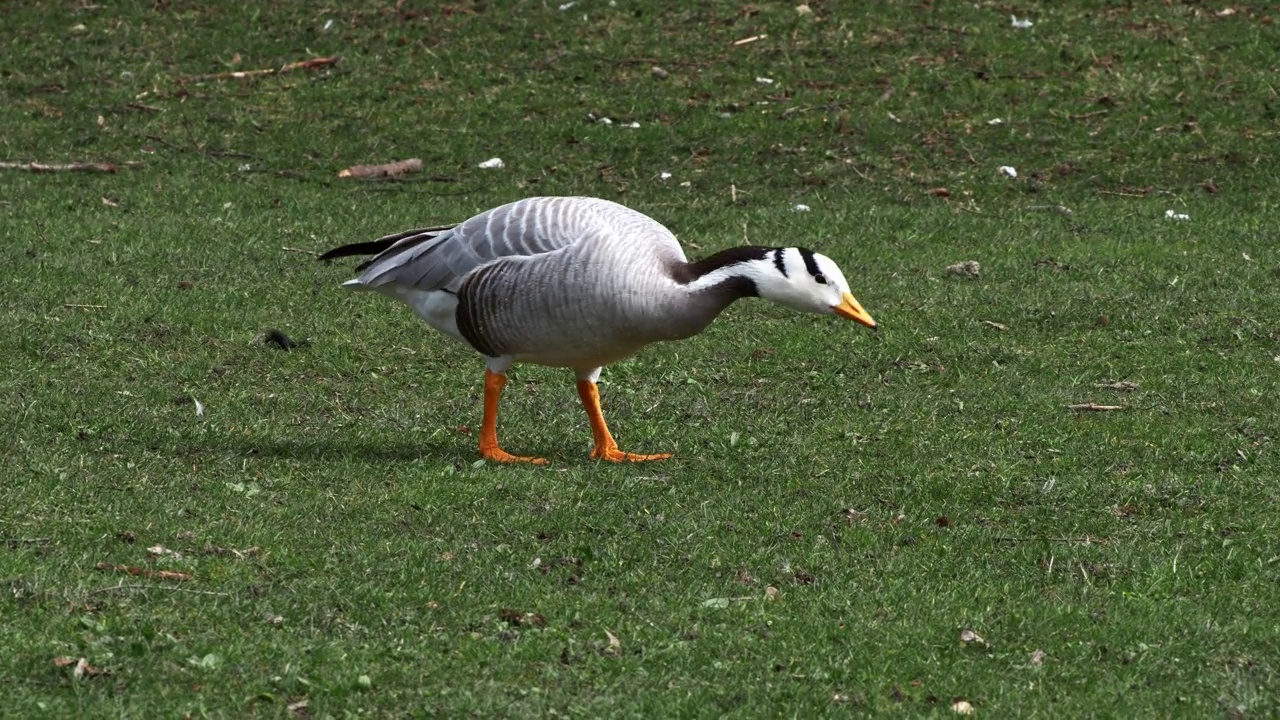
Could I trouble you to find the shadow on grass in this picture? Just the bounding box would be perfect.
[206,434,459,464]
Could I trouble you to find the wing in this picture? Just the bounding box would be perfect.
[329,196,686,292]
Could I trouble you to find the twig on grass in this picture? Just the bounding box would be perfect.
[1028,204,1074,215]
[1068,403,1126,412]
[337,158,423,179]
[178,55,339,85]
[4,537,51,547]
[88,583,229,597]
[94,562,193,582]
[281,246,318,256]
[732,34,767,46]
[0,161,140,173]
[993,535,1104,544]
[63,303,107,310]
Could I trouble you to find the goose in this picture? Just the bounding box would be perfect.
[319,196,876,464]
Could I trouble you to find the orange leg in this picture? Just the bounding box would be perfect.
[576,380,672,462]
[478,370,548,465]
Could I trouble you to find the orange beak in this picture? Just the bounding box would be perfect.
[833,292,876,329]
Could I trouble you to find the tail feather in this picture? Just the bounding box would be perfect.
[317,237,400,262]
[317,225,456,268]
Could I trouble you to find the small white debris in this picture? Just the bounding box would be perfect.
[1030,648,1046,666]
[603,629,621,656]
[959,629,986,645]
[718,112,733,119]
[651,65,669,79]
[1242,252,1252,261]
[530,557,542,569]
[987,118,1004,125]
[622,121,640,129]
[194,397,205,419]
[1011,15,1033,28]
[237,163,251,172]
[1216,7,1236,16]
[793,204,811,212]
[659,172,672,180]
[755,77,775,85]
[597,116,613,125]
[679,181,692,187]
[952,699,976,715]
[1164,209,1190,221]
[947,260,981,279]
[795,3,813,15]
[999,165,1018,178]
[477,157,504,169]
[323,19,334,31]
[887,112,901,123]
[147,544,183,559]
[558,1,576,10]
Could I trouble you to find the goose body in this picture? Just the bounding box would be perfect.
[320,196,875,463]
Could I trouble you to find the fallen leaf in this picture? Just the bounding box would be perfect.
[54,656,109,679]
[603,629,621,656]
[959,629,986,645]
[263,328,307,350]
[982,320,1009,331]
[952,699,976,715]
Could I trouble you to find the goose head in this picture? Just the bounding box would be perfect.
[695,247,873,328]
[753,248,875,327]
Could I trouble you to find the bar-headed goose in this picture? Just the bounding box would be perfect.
[319,196,875,464]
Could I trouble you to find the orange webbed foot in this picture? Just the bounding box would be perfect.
[590,445,673,463]
[481,447,549,465]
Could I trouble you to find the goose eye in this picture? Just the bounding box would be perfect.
[814,274,828,285]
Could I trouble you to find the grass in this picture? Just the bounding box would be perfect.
[3,0,1279,715]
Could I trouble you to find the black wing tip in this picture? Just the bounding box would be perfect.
[316,226,456,264]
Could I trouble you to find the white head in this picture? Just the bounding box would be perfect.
[734,247,876,328]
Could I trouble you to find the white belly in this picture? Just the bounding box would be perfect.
[381,286,466,344]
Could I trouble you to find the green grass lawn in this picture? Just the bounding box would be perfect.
[3,1,1279,715]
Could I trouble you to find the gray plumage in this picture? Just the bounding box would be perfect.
[334,196,748,371]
